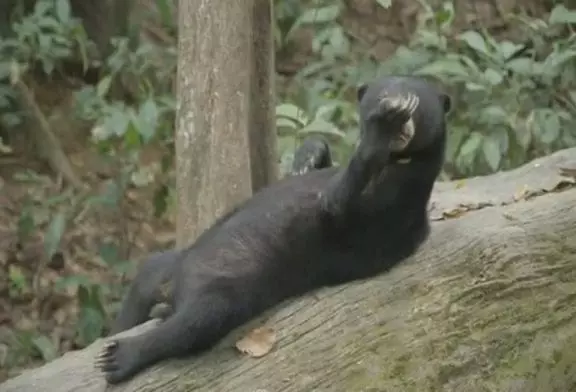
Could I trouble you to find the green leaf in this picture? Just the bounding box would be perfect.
[458,53,482,73]
[98,242,119,266]
[112,260,135,276]
[78,284,106,313]
[276,117,299,130]
[498,41,525,60]
[155,0,174,27]
[458,31,489,55]
[73,28,90,73]
[465,82,486,91]
[414,59,470,78]
[482,134,501,171]
[549,5,576,24]
[483,68,503,86]
[534,109,561,144]
[444,126,467,162]
[505,58,540,76]
[33,0,52,17]
[328,26,349,55]
[32,335,58,361]
[459,132,483,158]
[136,98,159,141]
[8,265,27,289]
[543,50,576,75]
[37,16,60,30]
[44,211,66,260]
[496,126,510,152]
[376,0,392,8]
[96,76,112,97]
[277,134,296,153]
[41,59,55,76]
[477,106,509,126]
[315,103,340,121]
[298,118,345,138]
[54,275,92,291]
[56,0,71,22]
[435,2,455,29]
[101,108,130,139]
[343,127,360,148]
[413,30,446,51]
[123,120,142,148]
[38,35,51,53]
[17,205,35,240]
[276,103,308,126]
[296,5,341,25]
[76,306,105,347]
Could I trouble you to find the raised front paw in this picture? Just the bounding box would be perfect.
[95,339,141,384]
[378,93,420,127]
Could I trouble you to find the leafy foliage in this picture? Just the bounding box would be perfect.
[0,0,88,128]
[274,0,576,178]
[410,3,576,176]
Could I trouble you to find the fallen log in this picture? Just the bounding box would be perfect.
[2,148,576,392]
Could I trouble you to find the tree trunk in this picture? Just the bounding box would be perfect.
[248,0,279,192]
[175,0,257,246]
[2,148,576,392]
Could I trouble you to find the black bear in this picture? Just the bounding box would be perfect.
[290,136,333,175]
[96,75,451,384]
[107,137,333,334]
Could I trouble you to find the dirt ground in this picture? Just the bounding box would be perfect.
[0,0,549,382]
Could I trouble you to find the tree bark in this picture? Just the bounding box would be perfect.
[175,0,256,246]
[248,0,279,192]
[2,148,576,392]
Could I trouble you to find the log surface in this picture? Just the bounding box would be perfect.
[3,148,576,392]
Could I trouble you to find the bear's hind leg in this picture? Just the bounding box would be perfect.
[97,292,240,384]
[109,250,180,335]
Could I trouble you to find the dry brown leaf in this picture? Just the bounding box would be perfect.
[235,326,276,358]
[442,207,467,219]
[462,202,494,210]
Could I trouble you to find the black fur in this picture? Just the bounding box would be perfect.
[321,77,449,219]
[108,250,180,334]
[95,76,451,384]
[108,137,332,334]
[290,136,333,175]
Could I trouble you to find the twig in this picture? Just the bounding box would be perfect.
[12,78,84,190]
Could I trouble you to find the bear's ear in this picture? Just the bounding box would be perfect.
[357,83,368,102]
[441,93,452,114]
